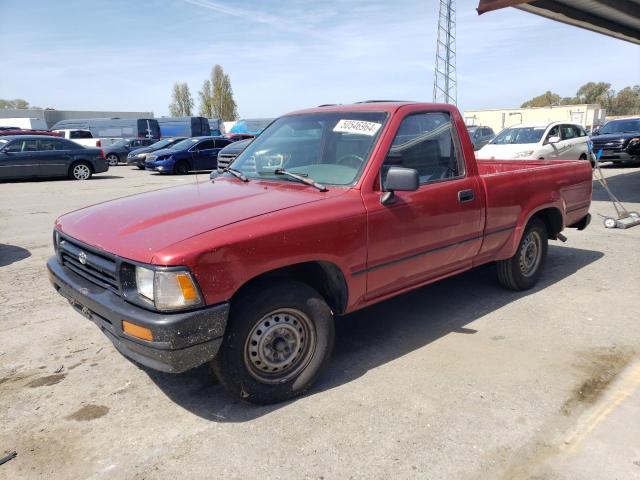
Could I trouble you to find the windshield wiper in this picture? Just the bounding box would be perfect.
[223,167,248,182]
[273,168,327,191]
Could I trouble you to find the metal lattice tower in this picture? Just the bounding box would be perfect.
[432,0,457,105]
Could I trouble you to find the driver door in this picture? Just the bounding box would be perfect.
[192,139,217,170]
[362,111,483,300]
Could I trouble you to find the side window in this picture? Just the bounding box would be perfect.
[575,126,586,137]
[546,126,559,142]
[4,141,24,153]
[23,139,39,152]
[39,139,64,151]
[560,125,576,140]
[383,112,463,186]
[487,128,495,137]
[70,130,92,139]
[130,140,140,147]
[197,139,215,150]
[214,139,231,149]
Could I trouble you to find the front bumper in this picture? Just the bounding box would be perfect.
[597,150,639,163]
[47,257,229,373]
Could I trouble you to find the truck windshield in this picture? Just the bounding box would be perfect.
[229,112,387,186]
[491,127,545,145]
[599,119,640,134]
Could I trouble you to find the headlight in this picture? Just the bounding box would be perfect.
[134,266,202,311]
[513,150,534,159]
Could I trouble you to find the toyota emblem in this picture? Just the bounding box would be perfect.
[78,251,87,265]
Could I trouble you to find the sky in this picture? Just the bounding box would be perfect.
[0,0,639,118]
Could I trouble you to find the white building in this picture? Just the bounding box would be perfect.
[463,104,606,134]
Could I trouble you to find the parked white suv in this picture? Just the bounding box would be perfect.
[476,122,591,161]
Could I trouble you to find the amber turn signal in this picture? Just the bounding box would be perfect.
[122,320,153,341]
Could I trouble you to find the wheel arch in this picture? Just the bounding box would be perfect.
[232,261,349,315]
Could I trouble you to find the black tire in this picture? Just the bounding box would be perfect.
[212,280,335,405]
[579,154,587,160]
[497,217,548,291]
[68,162,93,180]
[174,161,189,175]
[106,154,119,166]
[137,165,145,170]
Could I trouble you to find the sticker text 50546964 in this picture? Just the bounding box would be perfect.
[333,119,382,136]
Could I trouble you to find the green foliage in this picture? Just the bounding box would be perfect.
[0,98,30,109]
[168,82,194,117]
[520,91,561,108]
[195,65,238,121]
[521,82,640,116]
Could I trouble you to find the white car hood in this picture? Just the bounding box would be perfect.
[476,143,539,160]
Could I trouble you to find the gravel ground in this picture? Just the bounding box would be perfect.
[1,164,639,480]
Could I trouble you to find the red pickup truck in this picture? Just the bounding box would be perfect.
[48,102,592,404]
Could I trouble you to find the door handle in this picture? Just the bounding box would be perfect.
[458,189,474,203]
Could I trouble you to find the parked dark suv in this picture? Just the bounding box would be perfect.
[591,118,640,165]
[0,135,107,181]
[467,126,495,151]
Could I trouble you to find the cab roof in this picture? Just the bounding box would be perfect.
[286,101,457,116]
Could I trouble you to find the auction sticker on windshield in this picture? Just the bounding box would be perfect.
[333,119,382,136]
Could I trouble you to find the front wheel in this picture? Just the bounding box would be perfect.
[212,281,334,404]
[497,217,548,291]
[174,161,189,175]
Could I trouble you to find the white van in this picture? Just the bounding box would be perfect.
[0,117,48,130]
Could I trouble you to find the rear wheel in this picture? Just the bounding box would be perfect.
[106,154,119,166]
[212,280,334,405]
[497,217,548,291]
[69,162,92,181]
[174,161,189,175]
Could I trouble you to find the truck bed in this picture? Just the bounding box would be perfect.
[474,158,593,263]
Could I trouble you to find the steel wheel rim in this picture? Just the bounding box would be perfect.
[73,164,90,180]
[519,230,542,277]
[244,308,316,384]
[107,155,118,165]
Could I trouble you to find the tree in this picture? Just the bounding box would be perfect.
[168,82,194,116]
[521,91,561,108]
[210,64,238,121]
[0,98,30,109]
[610,85,640,116]
[575,81,613,106]
[198,79,214,117]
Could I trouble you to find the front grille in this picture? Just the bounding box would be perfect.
[217,153,237,173]
[592,140,625,152]
[58,236,120,294]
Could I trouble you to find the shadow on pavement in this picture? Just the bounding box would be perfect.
[145,244,604,422]
[592,170,640,204]
[0,244,32,267]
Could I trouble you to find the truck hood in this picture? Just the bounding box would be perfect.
[476,143,539,160]
[57,179,345,263]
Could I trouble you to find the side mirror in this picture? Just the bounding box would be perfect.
[381,166,419,205]
[548,136,560,144]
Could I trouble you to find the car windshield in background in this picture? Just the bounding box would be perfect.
[599,119,640,134]
[170,138,199,150]
[491,127,545,144]
[229,112,387,186]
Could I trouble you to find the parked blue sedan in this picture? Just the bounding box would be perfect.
[145,136,232,174]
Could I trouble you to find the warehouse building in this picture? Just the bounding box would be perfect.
[0,108,154,129]
[463,104,606,134]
